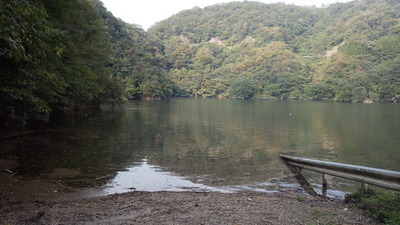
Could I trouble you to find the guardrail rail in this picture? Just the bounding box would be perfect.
[279,155,400,197]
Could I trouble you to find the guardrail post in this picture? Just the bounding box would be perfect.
[362,183,369,191]
[282,160,318,196]
[322,174,328,197]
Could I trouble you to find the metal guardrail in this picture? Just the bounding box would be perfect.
[279,155,400,196]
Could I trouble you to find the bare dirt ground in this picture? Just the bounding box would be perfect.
[1,187,379,225]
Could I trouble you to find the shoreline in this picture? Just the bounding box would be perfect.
[1,190,378,224]
[0,157,379,224]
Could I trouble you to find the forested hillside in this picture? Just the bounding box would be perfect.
[0,0,170,128]
[91,0,172,100]
[148,0,400,101]
[0,0,115,128]
[1,0,399,128]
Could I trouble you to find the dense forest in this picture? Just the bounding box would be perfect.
[91,1,172,100]
[1,0,119,128]
[0,0,170,128]
[148,0,400,101]
[1,0,399,128]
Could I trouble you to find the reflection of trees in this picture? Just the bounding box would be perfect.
[144,100,310,185]
[11,109,146,186]
[143,99,400,186]
[9,99,399,189]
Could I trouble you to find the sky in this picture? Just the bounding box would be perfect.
[100,0,353,30]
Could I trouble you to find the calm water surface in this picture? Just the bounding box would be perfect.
[4,99,400,197]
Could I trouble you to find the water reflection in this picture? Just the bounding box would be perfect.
[2,99,399,197]
[103,158,231,194]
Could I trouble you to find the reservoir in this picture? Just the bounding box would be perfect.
[3,99,400,198]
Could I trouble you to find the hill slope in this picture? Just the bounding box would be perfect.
[148,0,400,102]
[92,0,172,100]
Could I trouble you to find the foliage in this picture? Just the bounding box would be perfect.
[1,0,64,127]
[91,0,172,100]
[345,189,400,225]
[229,78,258,99]
[0,0,124,128]
[0,0,174,128]
[147,0,400,102]
[305,83,335,100]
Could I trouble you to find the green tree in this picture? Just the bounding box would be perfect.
[305,83,335,100]
[146,0,400,101]
[229,78,258,99]
[0,0,65,127]
[92,0,172,99]
[0,0,126,128]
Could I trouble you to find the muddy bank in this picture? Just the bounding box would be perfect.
[0,157,378,224]
[1,190,378,225]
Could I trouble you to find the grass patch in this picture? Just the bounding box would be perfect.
[296,196,306,202]
[311,209,328,220]
[301,210,345,225]
[345,189,400,225]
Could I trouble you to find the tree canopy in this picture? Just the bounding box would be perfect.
[0,0,118,127]
[0,0,171,128]
[92,1,172,100]
[148,0,400,102]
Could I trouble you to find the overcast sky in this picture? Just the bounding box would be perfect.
[100,0,353,30]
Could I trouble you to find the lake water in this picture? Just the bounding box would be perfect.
[4,99,400,198]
